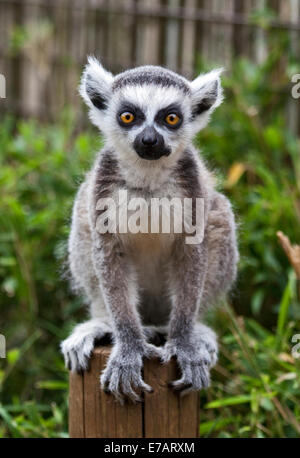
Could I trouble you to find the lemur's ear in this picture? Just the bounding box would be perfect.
[190,68,223,128]
[79,56,114,110]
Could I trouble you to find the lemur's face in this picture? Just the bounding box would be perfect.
[80,60,223,163]
[109,84,191,161]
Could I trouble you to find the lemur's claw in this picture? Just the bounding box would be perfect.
[170,380,193,392]
[163,328,218,394]
[100,343,156,403]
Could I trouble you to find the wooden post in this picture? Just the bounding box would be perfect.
[69,347,199,438]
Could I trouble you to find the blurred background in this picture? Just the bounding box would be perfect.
[0,0,300,438]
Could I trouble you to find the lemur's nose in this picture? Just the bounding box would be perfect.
[134,126,169,160]
[142,127,158,146]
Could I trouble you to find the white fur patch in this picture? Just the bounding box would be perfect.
[79,56,114,118]
[190,68,224,134]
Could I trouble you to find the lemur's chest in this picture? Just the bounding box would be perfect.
[105,183,186,260]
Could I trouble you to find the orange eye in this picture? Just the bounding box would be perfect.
[165,113,180,126]
[120,112,135,124]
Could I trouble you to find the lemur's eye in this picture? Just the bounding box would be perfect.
[120,112,135,124]
[165,113,180,126]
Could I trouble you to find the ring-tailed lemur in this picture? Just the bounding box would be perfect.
[61,57,239,403]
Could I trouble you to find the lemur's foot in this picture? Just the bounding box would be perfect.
[162,324,218,395]
[100,342,163,403]
[61,319,112,372]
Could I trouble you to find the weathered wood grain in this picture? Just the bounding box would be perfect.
[143,355,199,438]
[69,371,85,438]
[69,346,199,438]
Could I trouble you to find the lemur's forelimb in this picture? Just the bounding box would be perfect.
[163,241,215,394]
[168,242,207,339]
[93,236,162,402]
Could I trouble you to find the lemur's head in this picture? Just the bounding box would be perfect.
[80,57,223,163]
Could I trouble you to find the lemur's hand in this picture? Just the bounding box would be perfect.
[162,326,218,395]
[100,342,162,403]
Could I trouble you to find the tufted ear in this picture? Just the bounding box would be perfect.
[190,68,223,130]
[79,56,114,111]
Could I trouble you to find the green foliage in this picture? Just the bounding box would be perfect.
[201,284,300,437]
[0,113,101,437]
[196,29,300,436]
[196,32,300,323]
[0,29,299,437]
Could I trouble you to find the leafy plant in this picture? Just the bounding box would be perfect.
[201,277,300,437]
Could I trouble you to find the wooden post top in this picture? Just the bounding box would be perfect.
[69,345,199,438]
[93,346,112,357]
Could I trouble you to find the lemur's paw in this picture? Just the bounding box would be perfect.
[195,324,218,368]
[61,320,112,373]
[100,343,162,403]
[162,335,217,395]
[61,334,94,373]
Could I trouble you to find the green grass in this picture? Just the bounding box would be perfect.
[0,36,300,436]
[0,113,100,437]
[201,291,300,437]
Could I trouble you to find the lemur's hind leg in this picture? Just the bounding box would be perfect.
[61,319,112,373]
[194,322,218,368]
[201,191,239,310]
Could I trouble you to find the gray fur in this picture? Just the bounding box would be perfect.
[112,66,191,94]
[61,58,239,403]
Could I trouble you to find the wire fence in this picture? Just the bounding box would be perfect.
[0,0,299,125]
